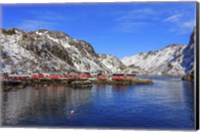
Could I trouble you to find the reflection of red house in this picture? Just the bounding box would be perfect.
[96,74,106,79]
[79,72,91,79]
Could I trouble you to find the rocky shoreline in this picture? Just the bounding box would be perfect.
[91,78,153,85]
[2,77,153,92]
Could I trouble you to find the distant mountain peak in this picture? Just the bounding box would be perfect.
[121,29,195,76]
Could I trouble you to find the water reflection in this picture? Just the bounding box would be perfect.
[1,77,194,129]
[2,84,93,126]
[112,85,128,90]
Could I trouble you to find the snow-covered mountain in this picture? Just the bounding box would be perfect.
[122,44,186,75]
[121,28,195,76]
[0,28,126,74]
[1,27,195,76]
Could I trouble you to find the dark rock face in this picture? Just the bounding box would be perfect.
[1,28,126,74]
[21,33,74,66]
[181,30,195,73]
[182,70,194,81]
[181,27,196,81]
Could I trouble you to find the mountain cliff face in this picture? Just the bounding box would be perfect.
[181,28,195,73]
[181,28,195,80]
[98,54,126,73]
[121,28,195,76]
[0,28,125,74]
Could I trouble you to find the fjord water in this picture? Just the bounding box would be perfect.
[2,76,194,129]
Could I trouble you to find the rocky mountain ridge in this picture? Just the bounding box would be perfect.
[1,28,195,77]
[0,28,126,74]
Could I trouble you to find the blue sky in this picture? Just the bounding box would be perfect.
[1,2,196,59]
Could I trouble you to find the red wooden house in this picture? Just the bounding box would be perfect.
[9,74,31,81]
[112,74,127,80]
[79,72,92,79]
[47,73,65,80]
[126,74,136,80]
[65,72,80,79]
[32,73,44,79]
[96,73,106,79]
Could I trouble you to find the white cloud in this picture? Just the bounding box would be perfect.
[18,20,58,31]
[111,8,157,33]
[182,20,195,29]
[114,8,158,22]
[115,21,151,33]
[17,10,80,31]
[30,10,76,21]
[178,20,195,34]
[111,5,195,34]
[164,14,182,22]
[163,12,195,35]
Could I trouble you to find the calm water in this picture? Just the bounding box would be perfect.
[1,76,194,129]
